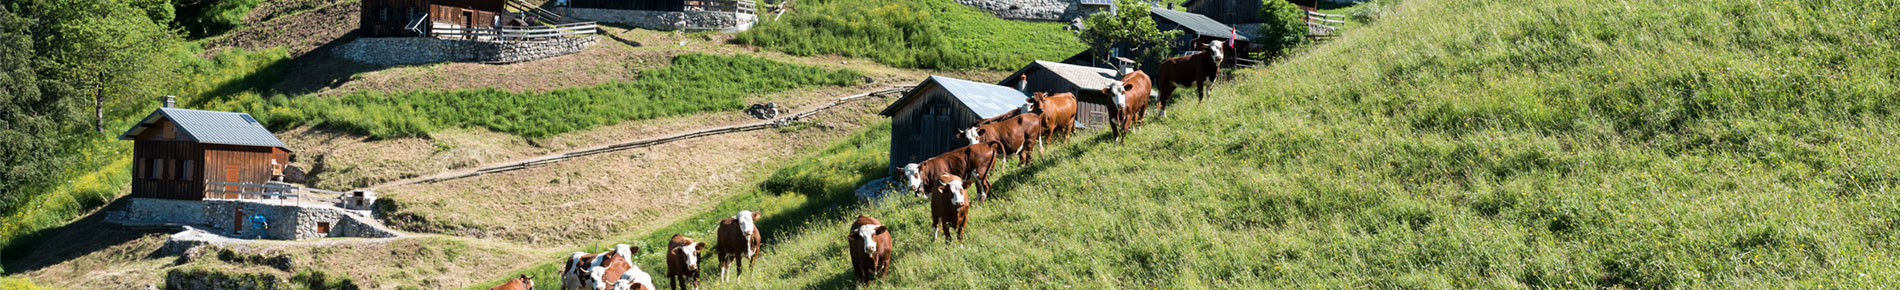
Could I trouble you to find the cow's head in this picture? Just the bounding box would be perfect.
[614,266,654,290]
[1207,40,1226,63]
[514,274,534,289]
[903,163,923,194]
[1107,80,1130,108]
[737,210,759,234]
[673,241,707,272]
[854,224,885,254]
[938,175,966,206]
[963,127,984,146]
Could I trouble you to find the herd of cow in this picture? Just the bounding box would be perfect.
[488,40,1230,290]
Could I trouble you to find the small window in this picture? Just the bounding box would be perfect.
[379,7,389,22]
[151,159,164,180]
[183,160,195,180]
[316,222,331,234]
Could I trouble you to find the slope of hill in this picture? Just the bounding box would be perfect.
[640,0,1897,288]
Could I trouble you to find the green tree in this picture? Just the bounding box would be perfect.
[0,5,68,213]
[1256,0,1308,57]
[1076,0,1181,69]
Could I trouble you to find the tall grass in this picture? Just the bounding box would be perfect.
[253,54,863,139]
[584,0,1897,288]
[735,0,1083,71]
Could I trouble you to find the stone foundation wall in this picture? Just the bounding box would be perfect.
[952,0,1110,21]
[566,8,755,32]
[334,36,600,65]
[120,197,399,241]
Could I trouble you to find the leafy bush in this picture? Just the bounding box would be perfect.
[735,0,1082,71]
[1256,0,1311,56]
[257,54,863,139]
[1347,0,1390,23]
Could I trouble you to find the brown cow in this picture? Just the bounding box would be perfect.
[490,274,534,290]
[904,141,1003,201]
[929,175,973,241]
[1027,92,1078,144]
[715,210,763,277]
[845,215,893,283]
[962,113,1045,165]
[666,234,709,289]
[1102,69,1153,143]
[563,244,654,290]
[1155,40,1225,116]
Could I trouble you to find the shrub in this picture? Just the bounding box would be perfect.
[1256,0,1311,56]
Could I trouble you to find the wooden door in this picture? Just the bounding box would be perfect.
[234,209,245,232]
[462,11,474,39]
[223,165,241,199]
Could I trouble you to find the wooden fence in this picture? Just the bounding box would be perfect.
[431,22,599,40]
[1305,11,1345,39]
[686,0,755,14]
[205,181,300,200]
[372,86,914,189]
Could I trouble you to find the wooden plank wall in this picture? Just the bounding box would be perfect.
[361,0,431,37]
[888,85,980,172]
[204,145,282,199]
[131,140,206,200]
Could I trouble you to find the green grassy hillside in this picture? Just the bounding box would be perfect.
[736,0,1083,71]
[608,0,1897,288]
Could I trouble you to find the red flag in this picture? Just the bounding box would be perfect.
[1228,28,1237,48]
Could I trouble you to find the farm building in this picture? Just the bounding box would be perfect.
[1180,0,1267,24]
[998,60,1120,129]
[113,98,399,241]
[881,76,1029,173]
[359,0,596,38]
[1063,8,1251,73]
[119,98,293,201]
[563,0,758,31]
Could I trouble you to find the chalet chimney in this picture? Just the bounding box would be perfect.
[163,96,175,108]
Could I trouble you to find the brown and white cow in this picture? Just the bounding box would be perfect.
[666,234,709,289]
[1103,68,1154,143]
[490,274,534,290]
[929,175,972,241]
[1155,40,1225,116]
[902,141,1003,201]
[563,244,655,290]
[1027,92,1078,144]
[845,215,893,283]
[962,113,1045,165]
[715,210,763,277]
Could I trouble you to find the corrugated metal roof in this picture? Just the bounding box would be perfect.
[119,108,291,150]
[880,76,1028,119]
[929,76,1028,119]
[1152,9,1251,41]
[1003,60,1121,92]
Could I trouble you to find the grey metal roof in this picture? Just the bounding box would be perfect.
[119,108,292,150]
[880,76,1028,119]
[1002,60,1121,93]
[1152,9,1251,41]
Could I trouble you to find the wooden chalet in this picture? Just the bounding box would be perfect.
[1180,0,1266,24]
[361,0,596,39]
[881,76,1029,173]
[998,60,1120,129]
[119,98,292,201]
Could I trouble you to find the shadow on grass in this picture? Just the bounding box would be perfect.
[2,198,173,274]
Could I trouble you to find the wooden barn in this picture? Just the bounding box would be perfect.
[119,98,292,201]
[360,0,509,37]
[881,76,1028,173]
[998,60,1120,129]
[1180,0,1266,24]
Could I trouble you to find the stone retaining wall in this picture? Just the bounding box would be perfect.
[120,197,399,241]
[952,0,1111,21]
[334,36,599,65]
[566,8,755,32]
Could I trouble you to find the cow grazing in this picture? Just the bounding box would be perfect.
[846,215,893,283]
[1027,92,1078,144]
[1103,69,1154,143]
[1155,40,1225,116]
[962,113,1045,165]
[563,244,654,290]
[929,175,972,241]
[666,234,709,289]
[715,210,763,277]
[902,141,1003,201]
[563,251,605,290]
[490,274,534,290]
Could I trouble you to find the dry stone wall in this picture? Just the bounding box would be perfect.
[334,36,599,65]
[118,197,398,241]
[566,8,756,32]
